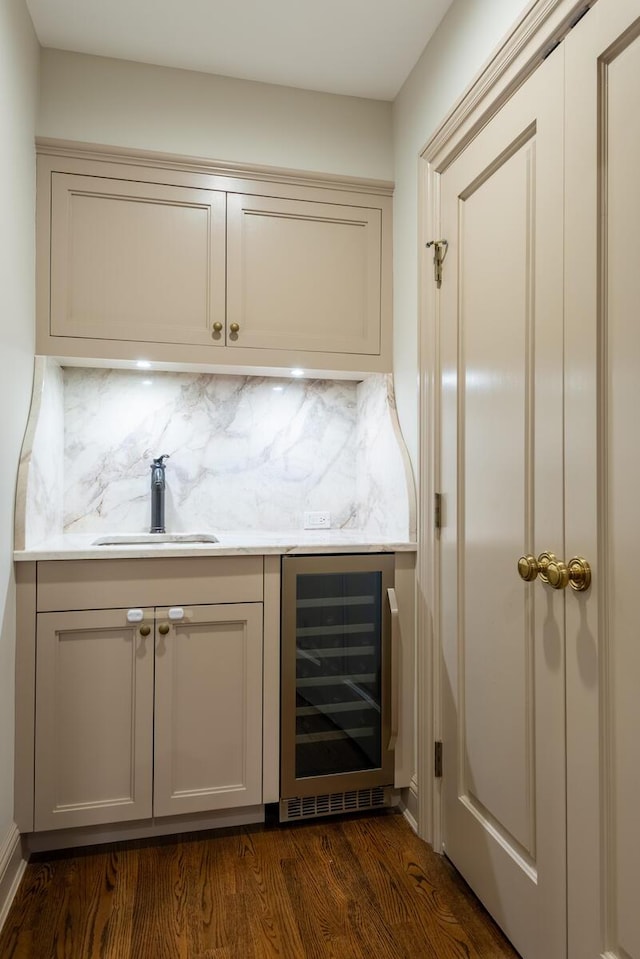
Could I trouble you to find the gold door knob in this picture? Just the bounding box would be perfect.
[158,623,170,635]
[517,555,539,582]
[212,322,223,336]
[229,322,240,334]
[517,551,556,583]
[545,558,570,590]
[139,624,151,637]
[536,551,556,583]
[567,556,591,592]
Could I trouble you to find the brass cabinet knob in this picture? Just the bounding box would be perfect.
[158,623,170,635]
[517,555,539,582]
[139,624,151,637]
[229,322,240,334]
[567,556,591,592]
[545,559,570,590]
[212,322,223,336]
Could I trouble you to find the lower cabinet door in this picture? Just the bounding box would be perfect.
[153,603,263,817]
[34,609,154,831]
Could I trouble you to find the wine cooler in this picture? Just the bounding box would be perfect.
[279,554,397,822]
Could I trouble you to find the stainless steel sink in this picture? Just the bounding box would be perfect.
[93,532,219,546]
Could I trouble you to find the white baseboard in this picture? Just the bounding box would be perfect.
[0,823,26,934]
[399,776,419,834]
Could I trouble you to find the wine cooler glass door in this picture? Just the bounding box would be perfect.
[281,555,395,798]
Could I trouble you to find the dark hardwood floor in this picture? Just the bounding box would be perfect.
[0,810,520,959]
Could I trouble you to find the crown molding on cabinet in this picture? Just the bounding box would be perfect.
[35,137,394,197]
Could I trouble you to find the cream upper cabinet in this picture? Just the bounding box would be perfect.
[226,193,382,355]
[49,173,226,348]
[36,151,393,374]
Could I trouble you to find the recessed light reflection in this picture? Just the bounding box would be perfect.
[142,380,153,387]
[136,360,151,369]
[272,385,284,392]
[290,368,305,378]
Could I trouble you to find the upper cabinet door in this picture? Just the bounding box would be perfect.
[49,173,226,347]
[226,193,382,355]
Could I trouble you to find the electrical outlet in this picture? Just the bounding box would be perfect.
[303,511,331,529]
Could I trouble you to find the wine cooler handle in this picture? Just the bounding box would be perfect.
[387,587,399,751]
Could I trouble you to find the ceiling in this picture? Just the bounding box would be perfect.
[25,0,454,101]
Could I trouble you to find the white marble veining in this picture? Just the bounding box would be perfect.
[15,357,64,549]
[15,361,416,554]
[354,375,416,539]
[63,369,359,534]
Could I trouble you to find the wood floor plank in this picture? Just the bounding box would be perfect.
[0,811,521,959]
[283,819,414,959]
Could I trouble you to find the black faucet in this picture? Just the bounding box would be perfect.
[150,454,170,534]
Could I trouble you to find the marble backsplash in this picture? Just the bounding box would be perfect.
[16,357,65,550]
[18,361,415,547]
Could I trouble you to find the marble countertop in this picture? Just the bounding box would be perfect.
[14,530,418,561]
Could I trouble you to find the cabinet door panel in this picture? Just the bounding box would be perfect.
[154,603,263,816]
[34,608,154,830]
[50,173,226,346]
[227,194,381,354]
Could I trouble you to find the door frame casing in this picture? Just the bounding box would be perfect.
[416,0,600,848]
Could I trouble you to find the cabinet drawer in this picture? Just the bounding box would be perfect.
[37,556,264,611]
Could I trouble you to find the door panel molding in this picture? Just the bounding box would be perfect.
[455,136,538,860]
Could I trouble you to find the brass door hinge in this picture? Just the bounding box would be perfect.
[426,239,448,288]
[434,741,443,779]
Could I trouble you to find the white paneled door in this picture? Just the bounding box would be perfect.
[438,1,640,957]
[439,49,566,959]
[565,2,640,957]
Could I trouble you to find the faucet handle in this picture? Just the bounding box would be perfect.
[151,454,170,468]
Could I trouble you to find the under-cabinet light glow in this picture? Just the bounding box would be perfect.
[290,368,305,378]
[136,360,151,369]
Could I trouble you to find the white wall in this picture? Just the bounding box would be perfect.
[391,0,531,468]
[37,50,393,181]
[0,0,39,839]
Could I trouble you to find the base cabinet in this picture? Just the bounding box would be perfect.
[153,603,263,818]
[29,557,265,833]
[35,608,154,831]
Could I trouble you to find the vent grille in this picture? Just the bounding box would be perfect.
[279,786,390,823]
